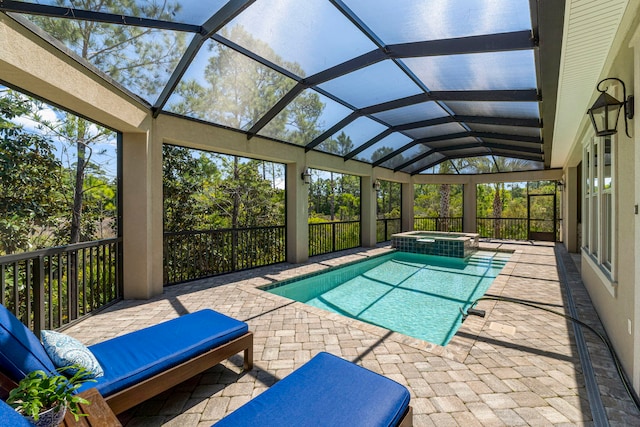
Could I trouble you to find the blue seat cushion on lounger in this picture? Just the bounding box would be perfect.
[77,309,248,396]
[213,352,410,427]
[0,304,57,382]
[0,399,35,426]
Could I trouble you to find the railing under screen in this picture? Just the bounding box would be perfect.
[0,238,122,336]
[163,225,286,285]
[376,218,401,242]
[476,217,528,240]
[413,217,463,232]
[309,221,361,257]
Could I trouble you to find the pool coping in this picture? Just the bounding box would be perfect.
[243,245,521,363]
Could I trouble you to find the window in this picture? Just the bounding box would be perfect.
[582,135,615,278]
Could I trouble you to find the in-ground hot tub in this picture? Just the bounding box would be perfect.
[391,231,479,258]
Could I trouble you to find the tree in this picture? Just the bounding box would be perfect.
[437,161,453,230]
[371,146,395,163]
[172,25,323,143]
[31,0,187,243]
[34,114,115,243]
[0,90,63,254]
[162,145,219,232]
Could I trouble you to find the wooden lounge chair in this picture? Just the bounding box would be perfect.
[213,352,413,427]
[0,304,253,414]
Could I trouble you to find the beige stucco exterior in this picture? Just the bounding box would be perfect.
[560,8,639,394]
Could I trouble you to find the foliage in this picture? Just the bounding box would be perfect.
[414,184,463,218]
[308,169,360,221]
[377,181,401,219]
[7,366,95,422]
[0,91,64,254]
[25,0,184,244]
[0,89,118,254]
[163,145,285,232]
[172,25,323,144]
[32,0,186,103]
[32,111,116,243]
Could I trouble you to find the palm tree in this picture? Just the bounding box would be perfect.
[438,161,454,231]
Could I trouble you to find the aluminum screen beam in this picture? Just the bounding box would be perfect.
[361,90,540,115]
[0,0,201,32]
[388,30,535,58]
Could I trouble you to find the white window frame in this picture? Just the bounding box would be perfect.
[582,132,617,291]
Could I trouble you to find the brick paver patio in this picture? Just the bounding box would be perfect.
[65,242,640,426]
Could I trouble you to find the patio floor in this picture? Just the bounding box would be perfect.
[65,242,640,426]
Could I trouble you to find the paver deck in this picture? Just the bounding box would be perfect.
[64,242,640,426]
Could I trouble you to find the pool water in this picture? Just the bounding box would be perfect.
[266,251,510,346]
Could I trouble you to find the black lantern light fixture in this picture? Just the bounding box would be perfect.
[587,77,634,138]
[373,179,381,192]
[301,168,311,185]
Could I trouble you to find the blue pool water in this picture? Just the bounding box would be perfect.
[266,251,510,345]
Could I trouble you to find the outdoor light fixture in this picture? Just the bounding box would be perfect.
[301,168,311,184]
[587,77,634,138]
[373,179,381,191]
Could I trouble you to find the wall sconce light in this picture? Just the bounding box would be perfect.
[301,168,311,185]
[373,179,381,192]
[587,77,634,138]
[557,179,564,191]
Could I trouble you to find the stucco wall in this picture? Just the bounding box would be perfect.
[578,17,639,393]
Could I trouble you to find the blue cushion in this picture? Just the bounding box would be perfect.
[0,399,35,426]
[213,352,411,427]
[77,309,248,396]
[41,330,104,378]
[0,304,57,382]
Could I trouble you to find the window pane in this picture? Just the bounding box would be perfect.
[401,152,446,174]
[591,195,598,257]
[20,0,229,25]
[165,39,297,131]
[603,193,612,269]
[343,0,531,44]
[372,102,449,126]
[428,137,478,150]
[315,117,387,156]
[22,15,192,104]
[319,60,423,108]
[403,122,467,140]
[603,137,612,190]
[258,90,353,145]
[446,101,540,119]
[467,124,541,139]
[219,0,377,77]
[354,133,413,163]
[593,141,598,194]
[585,146,590,195]
[404,50,536,91]
[379,145,429,170]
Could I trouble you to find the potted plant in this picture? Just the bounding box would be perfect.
[6,365,95,427]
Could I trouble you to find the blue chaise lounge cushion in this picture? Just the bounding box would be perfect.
[0,399,35,426]
[0,304,57,381]
[213,352,411,427]
[78,309,248,396]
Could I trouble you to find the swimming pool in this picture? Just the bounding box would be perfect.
[264,250,510,346]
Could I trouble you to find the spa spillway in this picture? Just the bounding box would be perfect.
[391,231,479,258]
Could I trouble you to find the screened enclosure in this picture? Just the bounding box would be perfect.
[0,0,560,175]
